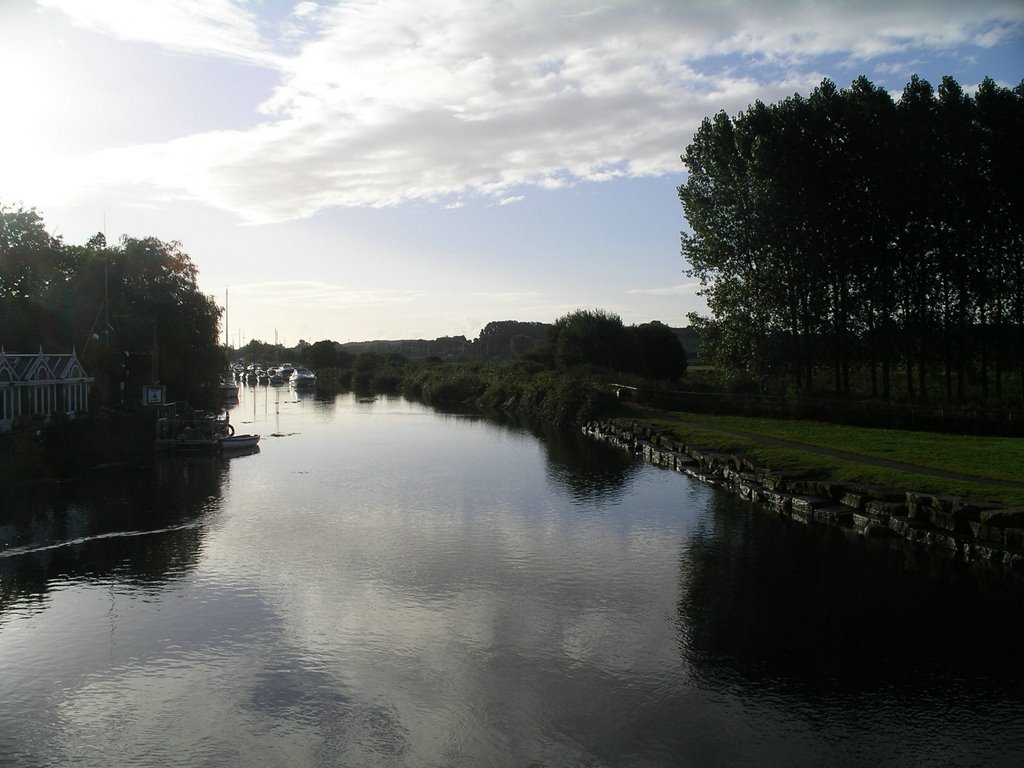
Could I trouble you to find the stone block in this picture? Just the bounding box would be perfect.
[864,499,905,521]
[890,516,957,549]
[908,493,997,532]
[789,496,824,524]
[840,492,868,510]
[765,491,791,515]
[738,481,764,503]
[674,454,698,470]
[813,505,854,526]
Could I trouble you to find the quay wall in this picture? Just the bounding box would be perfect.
[583,419,1024,575]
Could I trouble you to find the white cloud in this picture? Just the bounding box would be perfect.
[27,0,1024,222]
[36,0,283,67]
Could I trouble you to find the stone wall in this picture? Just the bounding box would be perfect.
[582,419,1024,574]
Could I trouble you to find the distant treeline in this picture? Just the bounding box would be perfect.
[680,75,1024,405]
[308,320,698,363]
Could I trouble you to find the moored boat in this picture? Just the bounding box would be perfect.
[155,403,233,451]
[219,433,260,451]
[220,378,239,399]
[290,366,317,389]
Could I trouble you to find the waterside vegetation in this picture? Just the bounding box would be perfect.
[681,75,1024,407]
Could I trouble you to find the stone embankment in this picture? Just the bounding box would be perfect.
[583,419,1024,574]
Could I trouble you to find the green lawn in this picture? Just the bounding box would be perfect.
[627,409,1024,506]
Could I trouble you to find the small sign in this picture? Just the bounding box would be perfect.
[144,385,165,405]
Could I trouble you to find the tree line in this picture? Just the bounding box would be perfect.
[250,315,687,383]
[1,204,223,406]
[679,75,1024,405]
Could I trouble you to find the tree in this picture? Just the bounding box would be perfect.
[303,339,345,369]
[679,74,1023,406]
[2,205,224,408]
[476,320,549,359]
[0,204,64,300]
[975,78,1024,403]
[549,309,633,371]
[0,204,68,348]
[627,321,687,380]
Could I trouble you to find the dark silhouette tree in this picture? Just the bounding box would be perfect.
[679,74,1024,406]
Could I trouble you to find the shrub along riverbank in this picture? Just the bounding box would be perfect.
[400,360,620,427]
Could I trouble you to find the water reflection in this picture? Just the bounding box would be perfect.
[1,454,225,611]
[674,493,1024,765]
[679,490,1024,691]
[536,423,640,502]
[2,397,1023,767]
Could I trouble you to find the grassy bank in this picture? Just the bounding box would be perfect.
[624,408,1024,507]
[395,361,1024,506]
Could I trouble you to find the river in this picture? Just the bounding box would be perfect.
[2,389,1022,767]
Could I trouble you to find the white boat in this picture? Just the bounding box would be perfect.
[290,367,317,389]
[219,433,260,451]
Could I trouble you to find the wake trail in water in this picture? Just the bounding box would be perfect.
[0,521,202,559]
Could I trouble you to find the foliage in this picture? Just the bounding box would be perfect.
[679,75,1024,406]
[545,309,687,382]
[351,351,406,392]
[548,308,634,370]
[1,205,223,407]
[475,320,550,359]
[402,359,618,427]
[302,339,352,370]
[627,321,688,380]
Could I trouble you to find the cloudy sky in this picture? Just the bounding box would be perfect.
[2,0,1022,345]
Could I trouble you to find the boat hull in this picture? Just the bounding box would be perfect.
[219,434,260,451]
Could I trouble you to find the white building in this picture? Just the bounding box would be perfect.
[0,347,94,432]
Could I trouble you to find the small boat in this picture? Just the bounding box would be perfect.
[290,366,317,389]
[155,403,232,451]
[219,433,260,451]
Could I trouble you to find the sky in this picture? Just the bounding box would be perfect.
[1,1,1022,347]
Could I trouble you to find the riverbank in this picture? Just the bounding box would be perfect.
[584,417,1024,576]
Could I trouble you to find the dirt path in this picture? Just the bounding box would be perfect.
[625,405,1024,491]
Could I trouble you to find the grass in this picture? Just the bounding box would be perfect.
[621,408,1024,507]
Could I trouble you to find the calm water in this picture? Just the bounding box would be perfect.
[2,389,1023,767]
